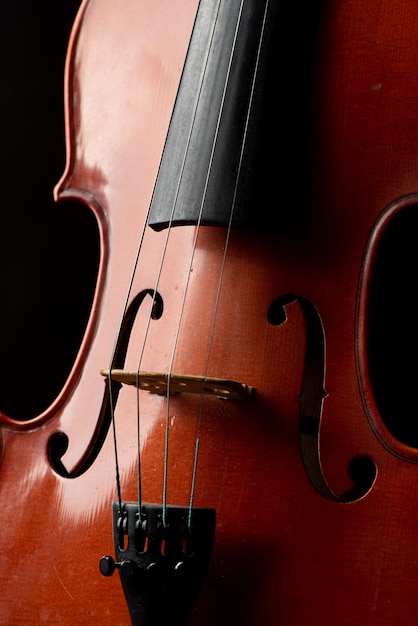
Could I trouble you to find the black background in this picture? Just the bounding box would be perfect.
[0,1,99,418]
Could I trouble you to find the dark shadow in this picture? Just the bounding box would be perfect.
[0,1,99,419]
[367,204,418,447]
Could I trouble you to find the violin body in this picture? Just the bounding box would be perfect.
[1,0,418,623]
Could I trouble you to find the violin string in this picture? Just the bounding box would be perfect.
[109,0,268,527]
[107,206,155,513]
[105,4,220,506]
[132,0,223,526]
[132,224,181,522]
[161,0,249,527]
[161,0,248,528]
[104,0,221,520]
[187,0,271,526]
[183,0,246,523]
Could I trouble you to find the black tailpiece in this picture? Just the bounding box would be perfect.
[100,502,216,625]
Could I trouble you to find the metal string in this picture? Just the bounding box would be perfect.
[160,0,252,527]
[108,0,269,530]
[132,0,224,526]
[107,198,154,514]
[187,0,271,526]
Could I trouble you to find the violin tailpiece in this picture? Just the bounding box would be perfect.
[100,502,216,626]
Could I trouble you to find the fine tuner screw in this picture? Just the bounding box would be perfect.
[100,555,136,580]
[100,555,187,580]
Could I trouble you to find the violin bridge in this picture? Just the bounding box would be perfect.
[100,369,254,401]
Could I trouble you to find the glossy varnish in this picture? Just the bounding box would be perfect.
[1,1,418,623]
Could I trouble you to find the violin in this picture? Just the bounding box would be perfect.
[1,0,418,624]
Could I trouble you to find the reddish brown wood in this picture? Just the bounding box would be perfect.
[1,0,418,623]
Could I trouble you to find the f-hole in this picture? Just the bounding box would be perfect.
[48,289,164,478]
[268,293,377,502]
